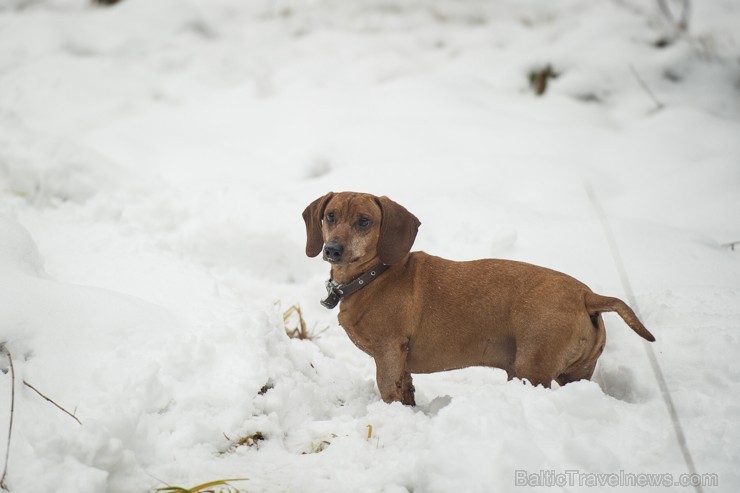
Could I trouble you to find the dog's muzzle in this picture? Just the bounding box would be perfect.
[323,241,344,263]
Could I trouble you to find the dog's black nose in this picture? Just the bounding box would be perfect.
[324,241,344,262]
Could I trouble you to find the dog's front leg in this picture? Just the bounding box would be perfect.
[401,371,416,406]
[374,342,410,404]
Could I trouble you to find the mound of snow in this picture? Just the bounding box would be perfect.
[0,214,45,275]
[0,117,129,206]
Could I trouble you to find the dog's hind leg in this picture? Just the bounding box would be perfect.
[556,315,606,386]
[556,360,598,386]
[513,343,565,388]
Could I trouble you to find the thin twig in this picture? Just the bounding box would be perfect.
[1,344,15,491]
[629,64,664,112]
[22,381,82,426]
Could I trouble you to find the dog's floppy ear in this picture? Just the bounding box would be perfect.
[302,192,334,257]
[376,196,421,265]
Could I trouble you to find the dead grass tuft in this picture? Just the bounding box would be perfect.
[222,431,265,452]
[282,304,327,340]
[303,434,337,454]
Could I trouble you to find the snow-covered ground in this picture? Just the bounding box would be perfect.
[1,0,739,492]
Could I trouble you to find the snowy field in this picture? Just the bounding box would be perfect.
[1,0,739,492]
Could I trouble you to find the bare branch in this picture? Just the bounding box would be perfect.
[22,381,82,426]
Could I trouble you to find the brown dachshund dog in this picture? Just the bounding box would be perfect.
[303,192,655,405]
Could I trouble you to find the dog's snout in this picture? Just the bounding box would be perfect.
[324,241,344,262]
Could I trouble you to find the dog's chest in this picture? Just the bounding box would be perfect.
[337,310,375,356]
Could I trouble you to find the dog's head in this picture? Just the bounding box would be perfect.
[303,192,420,266]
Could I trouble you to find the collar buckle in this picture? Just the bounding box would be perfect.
[321,280,342,309]
[319,263,388,309]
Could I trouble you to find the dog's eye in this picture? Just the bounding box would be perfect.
[358,216,371,228]
[325,212,335,224]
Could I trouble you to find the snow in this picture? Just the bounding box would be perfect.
[1,0,739,492]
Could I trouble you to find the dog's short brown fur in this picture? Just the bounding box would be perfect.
[303,192,655,405]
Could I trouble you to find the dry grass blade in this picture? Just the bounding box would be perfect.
[156,478,248,493]
[0,344,15,492]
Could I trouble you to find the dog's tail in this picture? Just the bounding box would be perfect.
[585,292,656,342]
